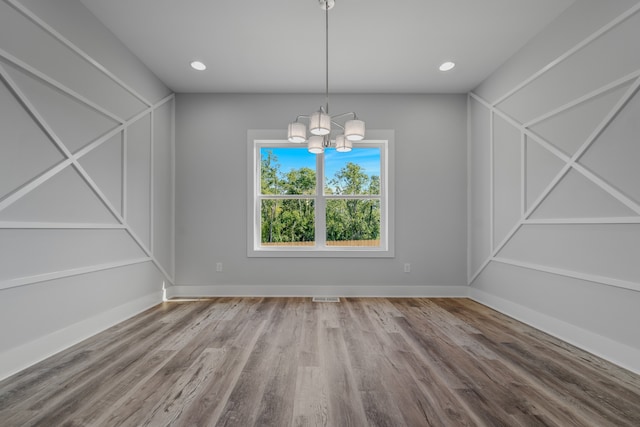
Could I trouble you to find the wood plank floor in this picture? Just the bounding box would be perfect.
[1,298,639,426]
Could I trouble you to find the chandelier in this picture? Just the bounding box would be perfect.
[287,0,365,154]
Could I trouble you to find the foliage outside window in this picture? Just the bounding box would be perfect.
[248,132,393,258]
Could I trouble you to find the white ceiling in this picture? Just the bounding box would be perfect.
[79,0,575,94]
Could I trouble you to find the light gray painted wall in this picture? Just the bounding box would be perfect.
[0,0,174,380]
[174,93,467,296]
[468,0,640,373]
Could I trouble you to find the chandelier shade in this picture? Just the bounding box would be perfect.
[308,136,325,154]
[344,119,365,141]
[309,110,331,136]
[286,0,365,154]
[335,134,352,152]
[288,122,307,143]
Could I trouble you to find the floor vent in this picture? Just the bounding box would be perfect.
[312,296,340,303]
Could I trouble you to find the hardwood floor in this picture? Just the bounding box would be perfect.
[1,297,639,426]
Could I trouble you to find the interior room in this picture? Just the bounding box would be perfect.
[1,0,639,425]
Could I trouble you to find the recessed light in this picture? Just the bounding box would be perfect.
[439,61,455,72]
[190,61,207,71]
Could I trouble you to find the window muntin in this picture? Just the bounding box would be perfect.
[249,131,393,258]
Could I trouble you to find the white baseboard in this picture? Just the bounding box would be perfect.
[469,288,640,375]
[5,285,636,382]
[167,284,470,298]
[0,291,163,382]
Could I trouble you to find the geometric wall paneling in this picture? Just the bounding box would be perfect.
[0,1,146,121]
[0,71,64,200]
[126,113,152,249]
[528,83,632,157]
[497,224,640,286]
[1,58,120,154]
[529,169,639,220]
[0,228,147,285]
[152,101,174,275]
[468,95,492,275]
[525,136,566,212]
[0,164,119,224]
[492,114,522,248]
[578,87,640,205]
[496,9,640,124]
[77,132,123,215]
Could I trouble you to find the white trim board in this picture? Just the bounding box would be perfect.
[469,288,640,375]
[166,284,469,299]
[0,290,163,382]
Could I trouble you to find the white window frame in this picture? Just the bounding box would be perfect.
[247,129,394,258]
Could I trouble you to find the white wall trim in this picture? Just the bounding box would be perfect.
[0,159,72,213]
[520,132,526,217]
[170,98,176,278]
[0,222,127,229]
[0,49,124,123]
[488,110,495,251]
[468,77,640,287]
[167,284,470,299]
[469,288,640,375]
[466,94,473,282]
[493,257,640,293]
[149,108,155,252]
[0,257,151,291]
[523,217,640,225]
[490,3,640,106]
[4,0,153,108]
[0,85,176,286]
[0,290,163,382]
[523,69,640,128]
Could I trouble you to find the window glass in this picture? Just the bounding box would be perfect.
[260,147,316,195]
[261,199,315,246]
[326,199,380,247]
[324,148,380,195]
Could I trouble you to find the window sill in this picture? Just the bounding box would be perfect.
[247,247,395,258]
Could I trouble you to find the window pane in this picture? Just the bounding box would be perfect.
[261,148,316,195]
[324,147,380,195]
[261,199,315,246]
[326,199,380,247]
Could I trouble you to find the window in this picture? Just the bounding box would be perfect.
[248,130,394,257]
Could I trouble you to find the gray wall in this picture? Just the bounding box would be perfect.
[0,0,174,380]
[174,93,468,296]
[468,0,640,373]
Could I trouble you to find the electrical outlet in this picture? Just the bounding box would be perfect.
[404,263,411,273]
[216,262,223,272]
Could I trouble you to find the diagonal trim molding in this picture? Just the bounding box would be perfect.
[3,0,153,108]
[0,257,152,291]
[467,4,640,293]
[0,10,176,289]
[490,2,640,107]
[468,80,640,289]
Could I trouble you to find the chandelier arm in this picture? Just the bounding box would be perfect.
[330,112,357,121]
[294,115,311,122]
